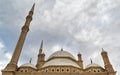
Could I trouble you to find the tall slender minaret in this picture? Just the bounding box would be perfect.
[36,40,45,70]
[101,48,116,75]
[3,4,35,71]
[77,52,83,69]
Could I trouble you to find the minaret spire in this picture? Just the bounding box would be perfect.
[102,48,105,52]
[30,3,35,12]
[4,4,35,71]
[39,40,43,54]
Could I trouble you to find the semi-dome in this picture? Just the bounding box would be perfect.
[42,58,80,68]
[86,63,101,69]
[48,50,76,60]
[19,63,37,69]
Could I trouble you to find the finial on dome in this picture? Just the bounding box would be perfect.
[90,58,93,64]
[61,48,63,51]
[29,58,32,63]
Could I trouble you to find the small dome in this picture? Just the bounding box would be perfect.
[86,63,101,69]
[42,58,80,68]
[48,50,75,60]
[20,63,37,69]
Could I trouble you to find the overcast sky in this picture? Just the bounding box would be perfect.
[0,0,120,75]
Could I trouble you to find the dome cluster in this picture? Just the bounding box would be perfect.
[19,49,103,71]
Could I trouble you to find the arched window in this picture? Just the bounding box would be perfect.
[21,70,23,72]
[73,70,75,72]
[45,69,48,72]
[52,69,55,72]
[98,70,100,72]
[66,69,69,72]
[89,70,91,72]
[25,70,28,72]
[57,69,59,72]
[61,69,64,72]
[94,70,96,72]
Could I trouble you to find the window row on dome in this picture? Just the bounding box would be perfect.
[86,69,103,73]
[40,67,83,73]
[18,68,36,73]
[18,68,28,72]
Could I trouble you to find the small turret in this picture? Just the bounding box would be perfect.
[77,52,83,68]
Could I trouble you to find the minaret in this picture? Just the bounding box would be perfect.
[101,48,116,75]
[3,4,35,71]
[77,52,83,69]
[36,40,45,70]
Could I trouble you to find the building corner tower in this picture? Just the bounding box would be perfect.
[36,40,45,70]
[2,4,35,75]
[101,48,116,75]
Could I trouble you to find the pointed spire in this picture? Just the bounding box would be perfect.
[39,40,43,54]
[29,58,32,63]
[102,48,104,52]
[28,3,35,17]
[30,3,35,12]
[102,48,107,53]
[90,58,93,64]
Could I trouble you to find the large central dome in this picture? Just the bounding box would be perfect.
[48,50,76,60]
[42,50,81,68]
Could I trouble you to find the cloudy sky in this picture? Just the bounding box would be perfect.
[0,0,120,75]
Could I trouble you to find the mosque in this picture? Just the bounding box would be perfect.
[2,3,116,75]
